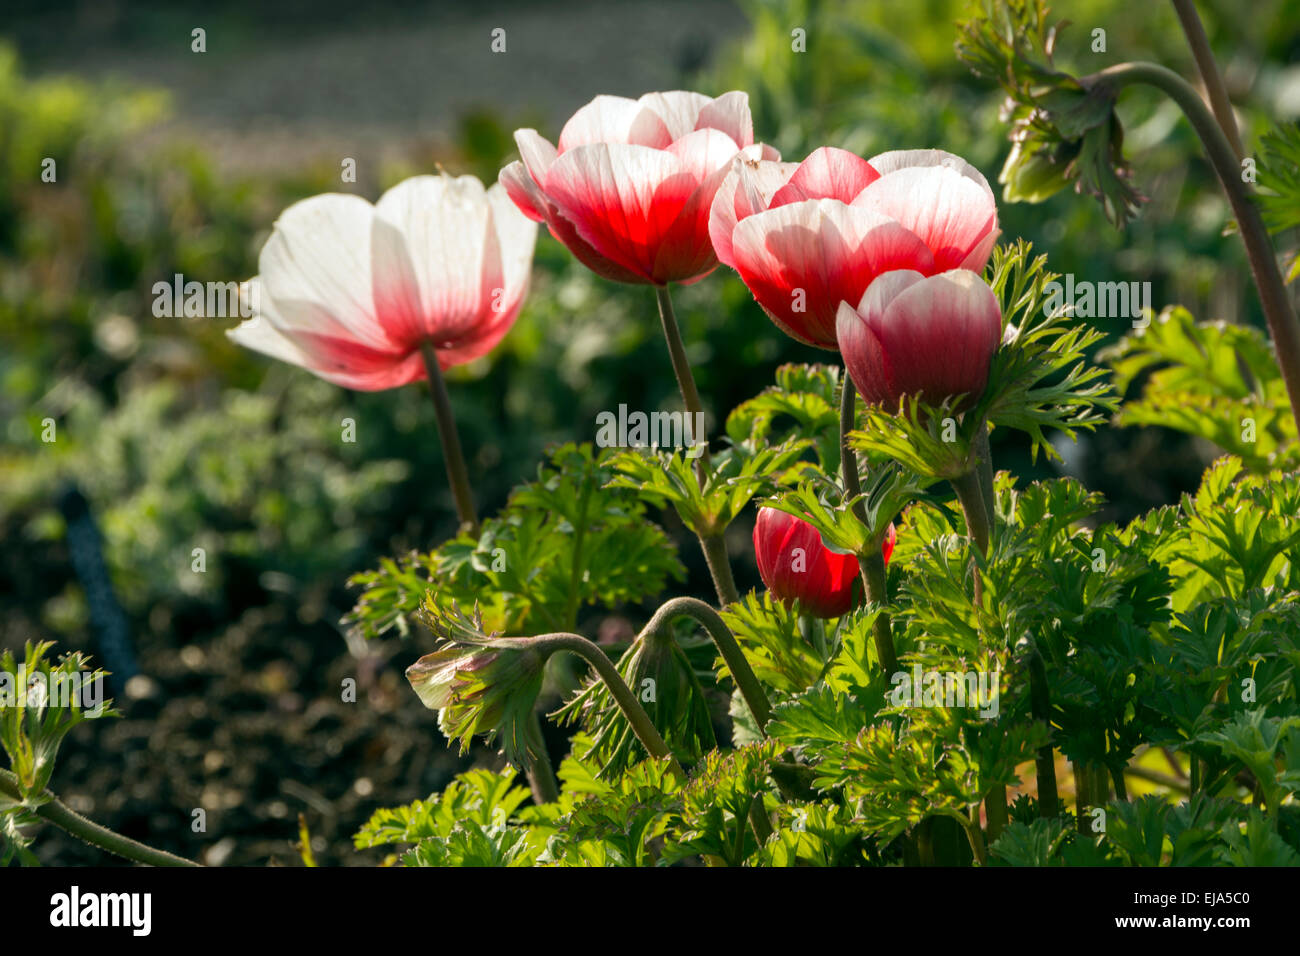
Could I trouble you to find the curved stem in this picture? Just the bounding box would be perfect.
[840,374,899,676]
[419,340,479,536]
[1083,61,1300,419]
[644,596,771,731]
[0,768,201,867]
[1171,0,1245,159]
[528,633,685,779]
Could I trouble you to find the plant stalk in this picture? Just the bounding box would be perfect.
[1171,0,1245,159]
[840,374,899,676]
[419,340,480,537]
[1084,61,1300,421]
[644,596,772,731]
[0,768,201,867]
[531,633,685,779]
[950,447,1009,840]
[654,286,744,609]
[700,532,741,607]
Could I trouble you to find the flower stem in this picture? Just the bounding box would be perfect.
[1083,61,1300,421]
[950,452,1009,841]
[653,286,741,608]
[644,596,772,731]
[699,532,741,607]
[419,342,557,796]
[419,340,479,537]
[1171,0,1245,159]
[530,633,685,779]
[0,768,201,867]
[654,285,709,452]
[949,469,991,556]
[839,374,899,676]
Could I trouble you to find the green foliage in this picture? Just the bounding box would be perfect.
[979,240,1117,460]
[1102,306,1298,470]
[0,642,116,865]
[1257,121,1300,280]
[355,767,541,867]
[554,621,717,778]
[0,642,116,801]
[720,591,827,694]
[346,443,685,639]
[957,0,1143,225]
[664,742,780,866]
[726,362,843,474]
[607,439,809,538]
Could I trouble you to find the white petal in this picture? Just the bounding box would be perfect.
[257,193,390,347]
[487,181,539,313]
[866,148,995,205]
[637,90,712,141]
[372,173,502,347]
[558,95,671,152]
[695,91,753,147]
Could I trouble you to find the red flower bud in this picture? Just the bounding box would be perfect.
[752,508,896,619]
[837,268,1002,410]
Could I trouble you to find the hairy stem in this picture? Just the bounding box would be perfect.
[1110,762,1129,802]
[654,285,708,449]
[949,468,990,609]
[973,426,997,522]
[1083,61,1300,421]
[419,340,479,536]
[0,768,201,867]
[840,374,899,676]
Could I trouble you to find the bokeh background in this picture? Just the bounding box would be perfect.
[2,0,1298,864]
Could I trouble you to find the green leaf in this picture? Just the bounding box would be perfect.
[727,363,843,474]
[354,767,532,850]
[988,818,1069,867]
[0,641,117,802]
[1101,306,1296,470]
[608,438,809,538]
[976,240,1118,463]
[346,442,685,640]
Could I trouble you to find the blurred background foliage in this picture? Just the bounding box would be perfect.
[1,0,1297,864]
